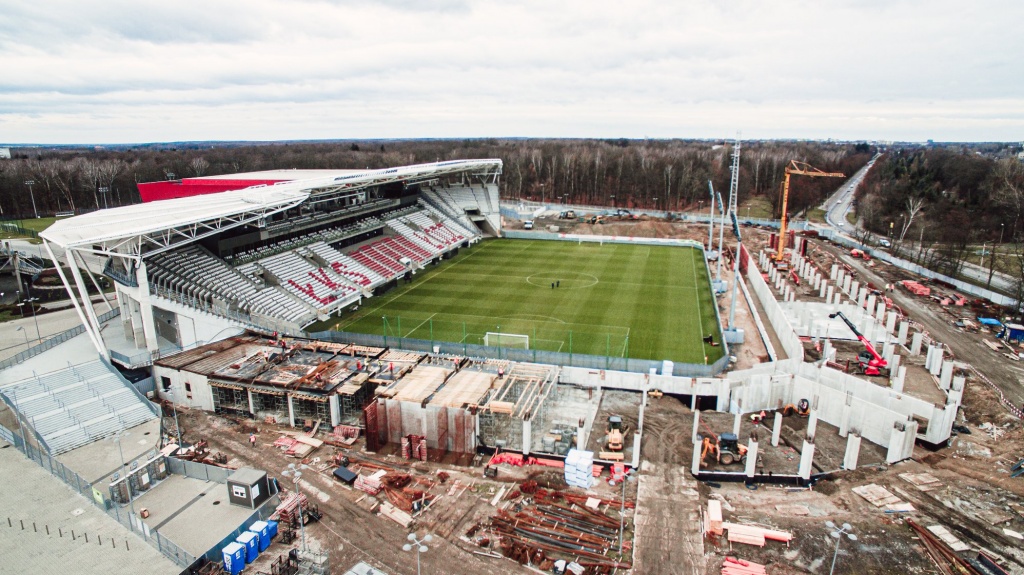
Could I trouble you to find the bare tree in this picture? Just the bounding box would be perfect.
[188,157,210,177]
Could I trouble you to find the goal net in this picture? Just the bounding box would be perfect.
[484,332,530,350]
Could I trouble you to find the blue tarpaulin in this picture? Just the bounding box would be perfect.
[977,317,1003,327]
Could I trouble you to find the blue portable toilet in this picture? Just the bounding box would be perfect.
[248,520,271,552]
[222,542,246,575]
[266,520,279,540]
[236,530,259,563]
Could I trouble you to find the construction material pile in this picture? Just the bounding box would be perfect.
[900,280,931,296]
[489,497,629,573]
[565,449,595,489]
[721,557,768,575]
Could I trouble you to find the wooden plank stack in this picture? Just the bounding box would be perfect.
[723,522,793,547]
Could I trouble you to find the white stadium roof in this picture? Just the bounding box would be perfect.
[40,159,501,256]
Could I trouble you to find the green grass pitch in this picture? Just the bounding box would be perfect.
[321,239,724,364]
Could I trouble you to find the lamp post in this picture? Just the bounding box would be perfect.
[24,180,39,219]
[282,463,310,551]
[989,223,1005,287]
[980,242,988,268]
[402,532,432,575]
[113,431,136,516]
[19,297,41,343]
[825,521,857,575]
[16,326,29,351]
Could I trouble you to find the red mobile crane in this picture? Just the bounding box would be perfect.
[829,311,889,376]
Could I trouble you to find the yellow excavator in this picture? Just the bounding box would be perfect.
[775,161,844,262]
[699,432,748,467]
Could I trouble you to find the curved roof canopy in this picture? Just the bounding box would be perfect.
[41,159,502,257]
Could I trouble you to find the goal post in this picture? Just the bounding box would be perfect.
[484,332,530,350]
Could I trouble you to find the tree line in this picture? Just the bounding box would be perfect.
[0,139,870,219]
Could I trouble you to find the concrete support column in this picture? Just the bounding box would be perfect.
[843,275,852,293]
[247,389,255,415]
[806,410,818,440]
[826,285,834,304]
[888,355,901,382]
[287,394,296,427]
[834,292,843,306]
[577,424,586,450]
[949,376,966,404]
[892,366,906,393]
[886,423,909,464]
[733,411,743,435]
[843,433,862,471]
[771,413,783,446]
[745,438,759,478]
[692,438,703,475]
[329,394,340,427]
[692,410,701,443]
[857,287,867,308]
[822,339,833,362]
[851,281,860,299]
[830,264,838,280]
[522,418,532,456]
[798,440,815,480]
[883,343,895,362]
[897,321,910,347]
[886,311,898,334]
[866,294,877,314]
[814,274,821,291]
[929,346,943,375]
[939,360,954,390]
[135,260,161,353]
[911,332,924,356]
[876,301,887,321]
[838,400,852,437]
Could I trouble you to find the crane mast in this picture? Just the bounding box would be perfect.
[774,161,844,262]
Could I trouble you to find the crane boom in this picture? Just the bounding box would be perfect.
[775,161,845,261]
[829,311,888,374]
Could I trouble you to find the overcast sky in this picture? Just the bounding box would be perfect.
[2,0,1021,144]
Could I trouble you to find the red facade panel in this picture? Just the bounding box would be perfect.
[137,178,286,202]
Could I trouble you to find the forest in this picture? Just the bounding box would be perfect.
[0,139,871,220]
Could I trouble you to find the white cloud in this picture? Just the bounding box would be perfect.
[1,0,1021,143]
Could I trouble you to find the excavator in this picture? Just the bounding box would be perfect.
[830,311,889,376]
[774,161,845,262]
[699,431,748,467]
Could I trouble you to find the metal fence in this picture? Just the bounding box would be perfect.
[166,456,234,483]
[0,307,122,370]
[0,422,196,568]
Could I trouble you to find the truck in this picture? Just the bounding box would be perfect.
[523,220,534,230]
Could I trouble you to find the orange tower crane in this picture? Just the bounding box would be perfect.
[774,161,845,261]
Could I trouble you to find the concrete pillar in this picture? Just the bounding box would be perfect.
[784,284,792,301]
[888,354,901,382]
[830,264,838,280]
[806,410,818,440]
[247,389,255,415]
[866,294,877,314]
[886,311,898,334]
[857,287,867,308]
[876,301,887,321]
[838,399,851,438]
[329,394,340,427]
[911,332,924,356]
[692,410,701,443]
[929,346,943,376]
[771,413,783,447]
[835,292,844,306]
[851,281,860,299]
[843,275,852,293]
[577,424,585,450]
[798,439,815,480]
[287,394,296,427]
[822,339,833,362]
[826,285,834,304]
[733,411,743,435]
[949,376,966,404]
[892,366,906,392]
[814,274,821,291]
[745,438,759,478]
[522,418,532,456]
[883,343,895,362]
[886,423,909,464]
[898,321,910,347]
[924,344,935,370]
[939,360,954,390]
[134,261,161,353]
[860,316,874,342]
[691,438,703,475]
[843,433,862,471]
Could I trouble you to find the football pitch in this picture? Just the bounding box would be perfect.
[326,239,724,364]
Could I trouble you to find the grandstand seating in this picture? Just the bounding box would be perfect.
[302,242,384,288]
[257,251,357,308]
[2,361,159,455]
